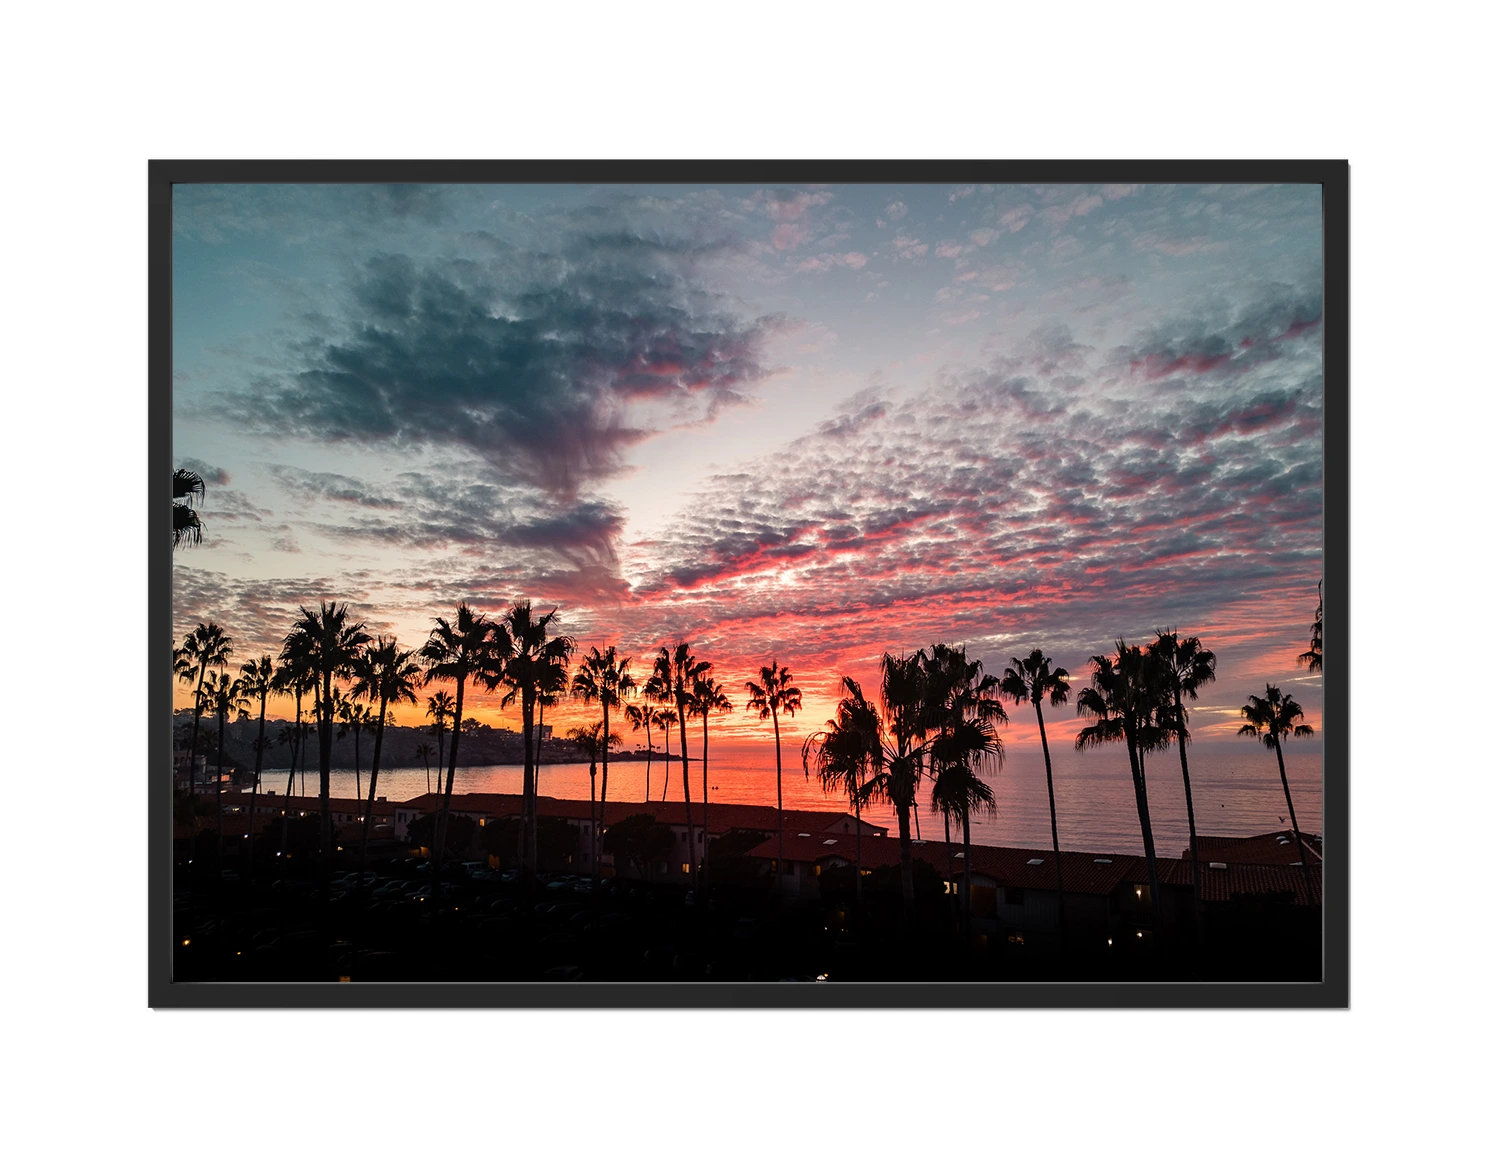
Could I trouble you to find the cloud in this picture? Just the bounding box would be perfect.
[177,458,230,486]
[884,200,909,221]
[793,251,869,273]
[891,233,928,260]
[216,220,778,500]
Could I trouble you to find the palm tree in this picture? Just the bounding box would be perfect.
[802,678,881,911]
[421,605,510,896]
[625,701,662,801]
[923,645,1004,932]
[289,602,371,881]
[238,654,275,872]
[176,622,232,797]
[1151,630,1216,939]
[877,651,932,917]
[566,722,620,881]
[745,661,802,898]
[645,644,705,881]
[414,741,434,793]
[426,690,455,794]
[273,629,317,851]
[1239,685,1316,868]
[340,697,371,804]
[692,670,732,857]
[1000,649,1071,935]
[1075,642,1170,918]
[203,669,248,871]
[350,637,422,885]
[1298,580,1324,674]
[173,468,205,549]
[653,707,679,800]
[500,602,571,892]
[571,646,636,885]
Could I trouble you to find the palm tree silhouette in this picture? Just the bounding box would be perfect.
[500,601,570,893]
[745,660,802,898]
[1075,642,1169,919]
[802,678,880,911]
[1298,580,1323,675]
[425,690,455,796]
[176,622,232,797]
[645,644,705,881]
[652,707,679,800]
[878,651,931,918]
[1000,649,1071,936]
[340,696,371,804]
[565,721,620,881]
[1239,684,1316,868]
[350,637,422,885]
[172,468,205,549]
[923,645,1004,932]
[203,668,248,872]
[421,605,509,897]
[290,602,370,882]
[572,646,636,886]
[692,669,732,859]
[238,654,275,873]
[625,700,662,801]
[1151,630,1216,940]
[414,742,434,794]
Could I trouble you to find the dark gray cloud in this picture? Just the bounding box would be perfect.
[221,221,779,499]
[176,458,230,485]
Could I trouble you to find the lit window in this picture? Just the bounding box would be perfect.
[681,862,691,874]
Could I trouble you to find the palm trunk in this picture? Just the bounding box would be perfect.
[1125,727,1162,921]
[854,803,864,911]
[434,720,444,796]
[215,704,227,876]
[772,708,782,899]
[962,810,973,936]
[1033,703,1067,943]
[700,707,710,881]
[353,724,362,805]
[600,703,610,884]
[188,664,207,796]
[943,813,955,930]
[431,674,466,915]
[248,693,266,877]
[678,696,695,881]
[895,801,915,917]
[318,674,335,888]
[1273,735,1311,869]
[1173,685,1204,942]
[531,698,544,877]
[280,690,301,859]
[518,683,535,896]
[358,691,390,892]
[644,723,652,802]
[588,760,597,881]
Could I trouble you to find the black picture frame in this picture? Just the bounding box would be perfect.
[150,159,1348,1008]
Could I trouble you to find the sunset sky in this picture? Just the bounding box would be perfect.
[172,181,1324,750]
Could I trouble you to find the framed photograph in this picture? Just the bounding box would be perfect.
[151,160,1347,1007]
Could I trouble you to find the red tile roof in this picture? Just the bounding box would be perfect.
[1186,831,1323,866]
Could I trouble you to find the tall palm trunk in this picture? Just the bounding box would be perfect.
[431,674,466,914]
[357,691,391,892]
[961,809,973,935]
[188,663,207,796]
[530,697,544,878]
[1172,681,1204,941]
[280,689,302,859]
[215,703,227,875]
[434,718,444,797]
[248,691,267,877]
[1278,732,1314,906]
[943,813,955,930]
[600,702,611,884]
[588,760,597,881]
[1124,726,1162,919]
[854,808,864,912]
[894,801,915,917]
[771,708,782,897]
[518,683,535,895]
[317,672,335,887]
[700,707,710,872]
[352,723,362,805]
[1034,701,1067,940]
[677,695,695,881]
[643,722,653,802]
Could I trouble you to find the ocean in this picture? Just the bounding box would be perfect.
[258,737,1323,857]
